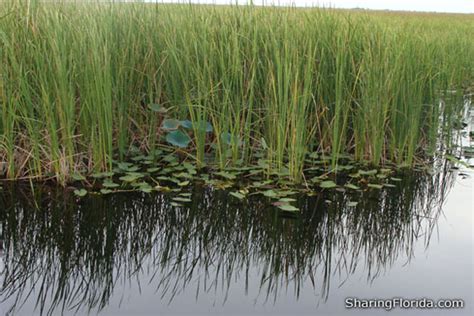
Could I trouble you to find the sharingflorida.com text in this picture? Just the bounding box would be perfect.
[345,297,464,311]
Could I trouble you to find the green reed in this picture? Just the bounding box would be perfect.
[0,1,472,183]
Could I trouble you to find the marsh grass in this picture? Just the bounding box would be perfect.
[1,1,472,183]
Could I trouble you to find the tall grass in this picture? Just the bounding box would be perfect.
[1,1,473,183]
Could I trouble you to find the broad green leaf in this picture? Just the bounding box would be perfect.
[161,118,181,130]
[368,183,383,189]
[229,192,246,200]
[148,103,167,113]
[319,180,337,189]
[181,120,213,133]
[102,180,120,188]
[166,130,191,148]
[347,201,358,207]
[277,204,299,212]
[262,189,278,198]
[215,171,237,180]
[344,183,360,190]
[119,174,142,182]
[139,186,153,193]
[359,169,378,176]
[73,189,87,197]
[172,197,191,203]
[91,171,115,178]
[221,132,241,146]
[181,119,193,129]
[72,173,86,181]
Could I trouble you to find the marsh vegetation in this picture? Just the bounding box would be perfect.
[1,1,473,178]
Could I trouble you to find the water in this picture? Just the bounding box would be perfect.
[0,164,472,315]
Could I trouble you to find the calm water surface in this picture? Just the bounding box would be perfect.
[0,164,472,315]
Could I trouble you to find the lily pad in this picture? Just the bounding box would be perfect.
[73,189,87,197]
[229,192,246,200]
[161,119,181,130]
[276,204,299,212]
[319,180,337,189]
[181,120,213,133]
[119,173,143,183]
[148,103,167,113]
[138,185,153,193]
[359,169,378,176]
[166,130,191,148]
[102,180,120,188]
[221,132,241,146]
[261,189,278,198]
[172,197,191,203]
[344,183,360,190]
[72,173,86,181]
[215,171,237,180]
[367,183,383,189]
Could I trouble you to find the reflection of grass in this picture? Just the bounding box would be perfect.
[0,2,472,183]
[0,167,455,315]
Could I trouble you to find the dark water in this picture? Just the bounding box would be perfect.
[0,165,472,315]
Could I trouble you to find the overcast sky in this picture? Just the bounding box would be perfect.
[157,0,474,13]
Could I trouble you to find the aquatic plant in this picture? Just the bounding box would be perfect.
[0,1,472,184]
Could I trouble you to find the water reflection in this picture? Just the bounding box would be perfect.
[0,167,455,315]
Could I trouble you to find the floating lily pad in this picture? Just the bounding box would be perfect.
[172,197,191,203]
[148,103,167,113]
[119,173,143,183]
[368,183,383,189]
[276,204,299,212]
[161,119,181,130]
[229,192,246,200]
[166,130,191,148]
[102,180,120,188]
[221,132,241,146]
[138,185,153,193]
[181,120,213,133]
[319,180,337,189]
[262,189,278,198]
[215,171,237,180]
[359,169,377,176]
[344,183,360,190]
[73,189,87,197]
[72,173,86,181]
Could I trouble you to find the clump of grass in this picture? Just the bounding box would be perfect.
[0,1,472,184]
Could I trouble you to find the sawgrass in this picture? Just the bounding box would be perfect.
[1,1,473,183]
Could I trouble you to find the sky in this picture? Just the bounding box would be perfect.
[156,0,474,14]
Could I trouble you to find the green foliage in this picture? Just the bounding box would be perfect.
[0,2,472,184]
